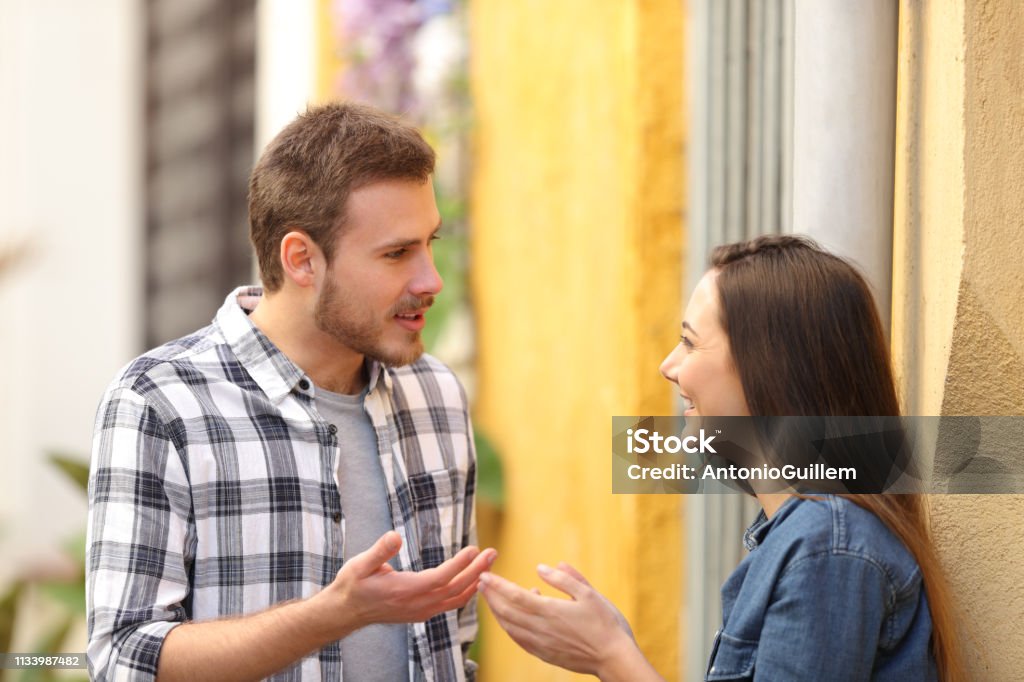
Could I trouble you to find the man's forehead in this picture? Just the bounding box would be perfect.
[340,177,436,219]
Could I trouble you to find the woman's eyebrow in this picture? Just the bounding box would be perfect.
[682,321,700,337]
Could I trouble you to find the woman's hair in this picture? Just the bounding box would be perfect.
[710,234,965,681]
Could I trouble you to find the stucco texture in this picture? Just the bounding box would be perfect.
[894,0,1024,676]
[469,0,685,679]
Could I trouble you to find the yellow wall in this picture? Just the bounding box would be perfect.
[893,0,1024,676]
[469,0,685,679]
[315,0,337,103]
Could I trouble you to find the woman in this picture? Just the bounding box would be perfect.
[478,236,964,681]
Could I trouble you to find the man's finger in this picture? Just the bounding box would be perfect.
[433,579,481,615]
[537,564,590,601]
[417,545,481,588]
[441,548,497,597]
[349,530,403,578]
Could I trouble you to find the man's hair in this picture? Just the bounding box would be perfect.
[248,102,436,291]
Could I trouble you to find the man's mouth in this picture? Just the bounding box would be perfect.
[394,310,427,332]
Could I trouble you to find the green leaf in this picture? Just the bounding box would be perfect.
[474,429,504,508]
[47,454,89,493]
[61,533,87,569]
[21,612,75,682]
[38,581,86,616]
[0,580,25,657]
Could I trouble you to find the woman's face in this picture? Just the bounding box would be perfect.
[660,269,750,417]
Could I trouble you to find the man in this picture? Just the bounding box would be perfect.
[86,102,494,681]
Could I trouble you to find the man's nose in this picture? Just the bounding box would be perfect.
[410,253,444,298]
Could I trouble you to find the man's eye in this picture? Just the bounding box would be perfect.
[385,249,407,259]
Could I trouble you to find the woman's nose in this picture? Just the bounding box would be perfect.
[660,344,682,383]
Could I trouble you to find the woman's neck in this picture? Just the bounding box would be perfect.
[756,492,794,519]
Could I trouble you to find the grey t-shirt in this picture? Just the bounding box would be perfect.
[315,386,409,682]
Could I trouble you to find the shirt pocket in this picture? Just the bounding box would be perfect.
[706,629,758,681]
[406,469,458,564]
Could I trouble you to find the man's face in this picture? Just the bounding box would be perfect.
[314,178,443,367]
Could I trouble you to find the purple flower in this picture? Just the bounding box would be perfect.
[333,0,426,115]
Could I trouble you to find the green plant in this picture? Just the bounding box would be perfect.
[0,454,89,682]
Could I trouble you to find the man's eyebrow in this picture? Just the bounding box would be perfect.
[682,321,700,337]
[377,222,443,250]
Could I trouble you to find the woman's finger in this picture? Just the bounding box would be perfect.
[500,619,550,660]
[479,576,547,631]
[479,572,546,614]
[536,564,590,601]
[556,562,592,586]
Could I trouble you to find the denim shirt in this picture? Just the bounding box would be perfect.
[706,495,937,681]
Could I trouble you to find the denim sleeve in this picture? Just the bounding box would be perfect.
[753,551,890,680]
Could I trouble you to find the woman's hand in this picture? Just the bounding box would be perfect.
[478,562,664,681]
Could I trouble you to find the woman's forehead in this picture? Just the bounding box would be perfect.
[683,270,723,331]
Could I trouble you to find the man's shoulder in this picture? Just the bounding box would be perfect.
[386,354,468,407]
[105,323,228,399]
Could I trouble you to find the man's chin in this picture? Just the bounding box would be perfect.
[369,339,425,368]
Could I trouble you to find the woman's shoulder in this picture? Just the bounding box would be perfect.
[760,495,923,593]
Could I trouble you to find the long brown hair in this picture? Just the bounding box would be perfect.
[710,235,966,681]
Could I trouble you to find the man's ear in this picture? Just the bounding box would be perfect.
[279,231,321,288]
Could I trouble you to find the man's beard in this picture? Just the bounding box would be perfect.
[314,276,430,367]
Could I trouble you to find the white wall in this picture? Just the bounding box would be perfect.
[255,0,317,150]
[791,0,899,333]
[0,0,143,578]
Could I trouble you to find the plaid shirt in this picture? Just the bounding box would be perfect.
[86,286,478,682]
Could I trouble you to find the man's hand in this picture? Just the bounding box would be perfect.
[157,532,496,682]
[313,530,497,638]
[478,563,663,682]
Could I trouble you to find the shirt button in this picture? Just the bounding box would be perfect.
[333,512,341,523]
[298,379,310,390]
[328,424,338,435]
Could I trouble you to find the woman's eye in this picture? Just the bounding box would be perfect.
[681,335,694,350]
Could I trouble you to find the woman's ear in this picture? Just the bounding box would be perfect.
[279,230,321,288]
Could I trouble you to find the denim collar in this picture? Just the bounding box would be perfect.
[742,494,807,551]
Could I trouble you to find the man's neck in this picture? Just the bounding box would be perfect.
[248,290,368,395]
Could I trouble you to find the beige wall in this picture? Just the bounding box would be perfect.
[469,0,686,678]
[893,0,1024,676]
